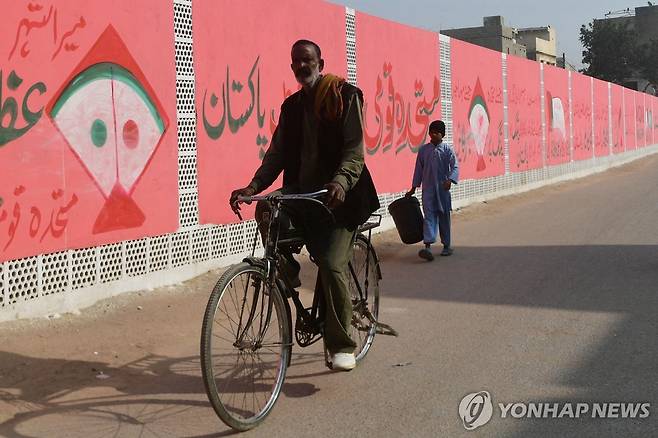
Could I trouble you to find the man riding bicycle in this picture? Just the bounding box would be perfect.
[230,39,379,371]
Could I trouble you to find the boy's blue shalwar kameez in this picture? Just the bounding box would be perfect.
[412,142,459,247]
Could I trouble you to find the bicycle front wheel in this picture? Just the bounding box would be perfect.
[200,262,291,431]
[348,234,381,362]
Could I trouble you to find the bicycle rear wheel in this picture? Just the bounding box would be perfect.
[200,262,291,431]
[348,234,381,362]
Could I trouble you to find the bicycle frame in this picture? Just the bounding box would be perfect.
[236,190,381,348]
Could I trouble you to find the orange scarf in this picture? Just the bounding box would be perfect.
[314,74,346,122]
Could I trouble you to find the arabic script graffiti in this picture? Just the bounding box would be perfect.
[363,62,440,155]
[0,69,47,146]
[9,2,86,61]
[0,185,78,252]
[202,57,276,159]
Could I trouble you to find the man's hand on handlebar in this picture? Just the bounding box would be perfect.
[229,186,256,217]
[324,182,345,209]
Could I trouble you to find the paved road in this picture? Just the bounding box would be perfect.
[1,155,657,437]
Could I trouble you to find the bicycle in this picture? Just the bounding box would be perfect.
[200,190,388,431]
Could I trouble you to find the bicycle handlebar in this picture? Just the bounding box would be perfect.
[237,189,334,224]
[236,189,328,204]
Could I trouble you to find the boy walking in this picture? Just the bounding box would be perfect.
[406,120,459,261]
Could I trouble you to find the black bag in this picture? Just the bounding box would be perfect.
[388,196,424,244]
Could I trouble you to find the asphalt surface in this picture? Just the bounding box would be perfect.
[1,155,657,437]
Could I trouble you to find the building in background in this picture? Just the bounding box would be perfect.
[441,16,564,67]
[517,26,557,65]
[440,16,527,58]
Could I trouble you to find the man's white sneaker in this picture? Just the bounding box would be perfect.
[331,352,356,371]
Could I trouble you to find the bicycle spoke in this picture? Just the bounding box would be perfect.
[202,263,289,428]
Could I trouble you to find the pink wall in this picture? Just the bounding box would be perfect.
[636,91,646,148]
[507,55,542,171]
[625,88,637,151]
[357,12,440,193]
[610,84,625,154]
[0,0,178,262]
[194,0,347,224]
[451,39,505,178]
[2,0,656,263]
[593,78,610,157]
[571,72,593,161]
[642,92,653,147]
[543,64,571,165]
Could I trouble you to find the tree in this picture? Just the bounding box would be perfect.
[579,20,642,85]
[639,38,658,93]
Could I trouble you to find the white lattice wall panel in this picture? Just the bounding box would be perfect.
[41,252,69,296]
[171,232,190,268]
[173,1,193,40]
[125,239,148,278]
[346,8,357,86]
[149,235,170,272]
[179,192,200,229]
[176,79,195,115]
[71,248,96,291]
[439,34,453,144]
[227,223,247,255]
[175,40,194,78]
[177,117,197,153]
[192,228,211,263]
[210,226,229,259]
[100,243,123,283]
[179,154,198,191]
[175,0,198,231]
[502,55,510,174]
[6,257,38,304]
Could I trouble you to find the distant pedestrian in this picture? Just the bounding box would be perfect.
[406,120,459,261]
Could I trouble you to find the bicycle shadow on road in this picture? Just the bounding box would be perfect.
[0,350,329,437]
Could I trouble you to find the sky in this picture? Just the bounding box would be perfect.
[328,0,644,68]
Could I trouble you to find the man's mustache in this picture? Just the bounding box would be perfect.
[295,68,312,78]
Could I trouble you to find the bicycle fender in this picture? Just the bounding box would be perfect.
[242,256,268,271]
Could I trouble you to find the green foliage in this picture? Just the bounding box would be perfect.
[580,19,658,93]
[639,38,658,92]
[579,20,642,84]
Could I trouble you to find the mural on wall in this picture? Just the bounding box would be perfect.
[593,78,610,157]
[571,72,593,161]
[506,55,542,172]
[47,26,169,234]
[356,12,440,193]
[624,88,636,151]
[635,91,646,148]
[195,0,347,225]
[542,64,570,165]
[0,1,178,262]
[451,39,504,178]
[610,84,625,154]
